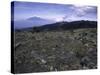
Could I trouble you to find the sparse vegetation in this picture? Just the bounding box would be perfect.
[14,27,97,73]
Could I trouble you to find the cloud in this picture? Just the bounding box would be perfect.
[70,5,97,17]
[62,5,97,21]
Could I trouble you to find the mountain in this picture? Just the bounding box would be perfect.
[14,20,97,32]
[13,17,55,29]
[31,20,97,32]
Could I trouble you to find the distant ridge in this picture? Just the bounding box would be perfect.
[15,20,97,32]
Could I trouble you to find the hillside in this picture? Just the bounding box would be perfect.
[14,20,97,32]
[31,20,97,32]
[14,27,97,73]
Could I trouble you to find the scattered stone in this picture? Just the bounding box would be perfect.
[49,66,53,71]
[80,56,90,67]
[82,66,89,69]
[14,28,97,73]
[15,42,21,49]
[88,62,96,69]
[41,59,47,64]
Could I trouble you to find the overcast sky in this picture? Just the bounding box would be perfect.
[13,1,97,22]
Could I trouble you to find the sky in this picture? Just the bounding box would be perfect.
[13,1,97,22]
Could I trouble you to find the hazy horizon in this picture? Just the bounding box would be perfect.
[12,1,97,29]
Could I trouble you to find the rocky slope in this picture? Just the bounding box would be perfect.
[14,28,97,73]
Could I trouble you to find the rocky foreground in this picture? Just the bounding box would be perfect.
[14,28,97,73]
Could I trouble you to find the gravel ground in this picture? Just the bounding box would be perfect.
[14,28,97,73]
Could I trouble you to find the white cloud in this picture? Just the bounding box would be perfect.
[70,5,96,17]
[61,5,97,21]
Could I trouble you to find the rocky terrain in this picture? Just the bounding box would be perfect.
[14,27,97,73]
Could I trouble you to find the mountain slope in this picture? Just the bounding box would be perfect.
[31,20,97,32]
